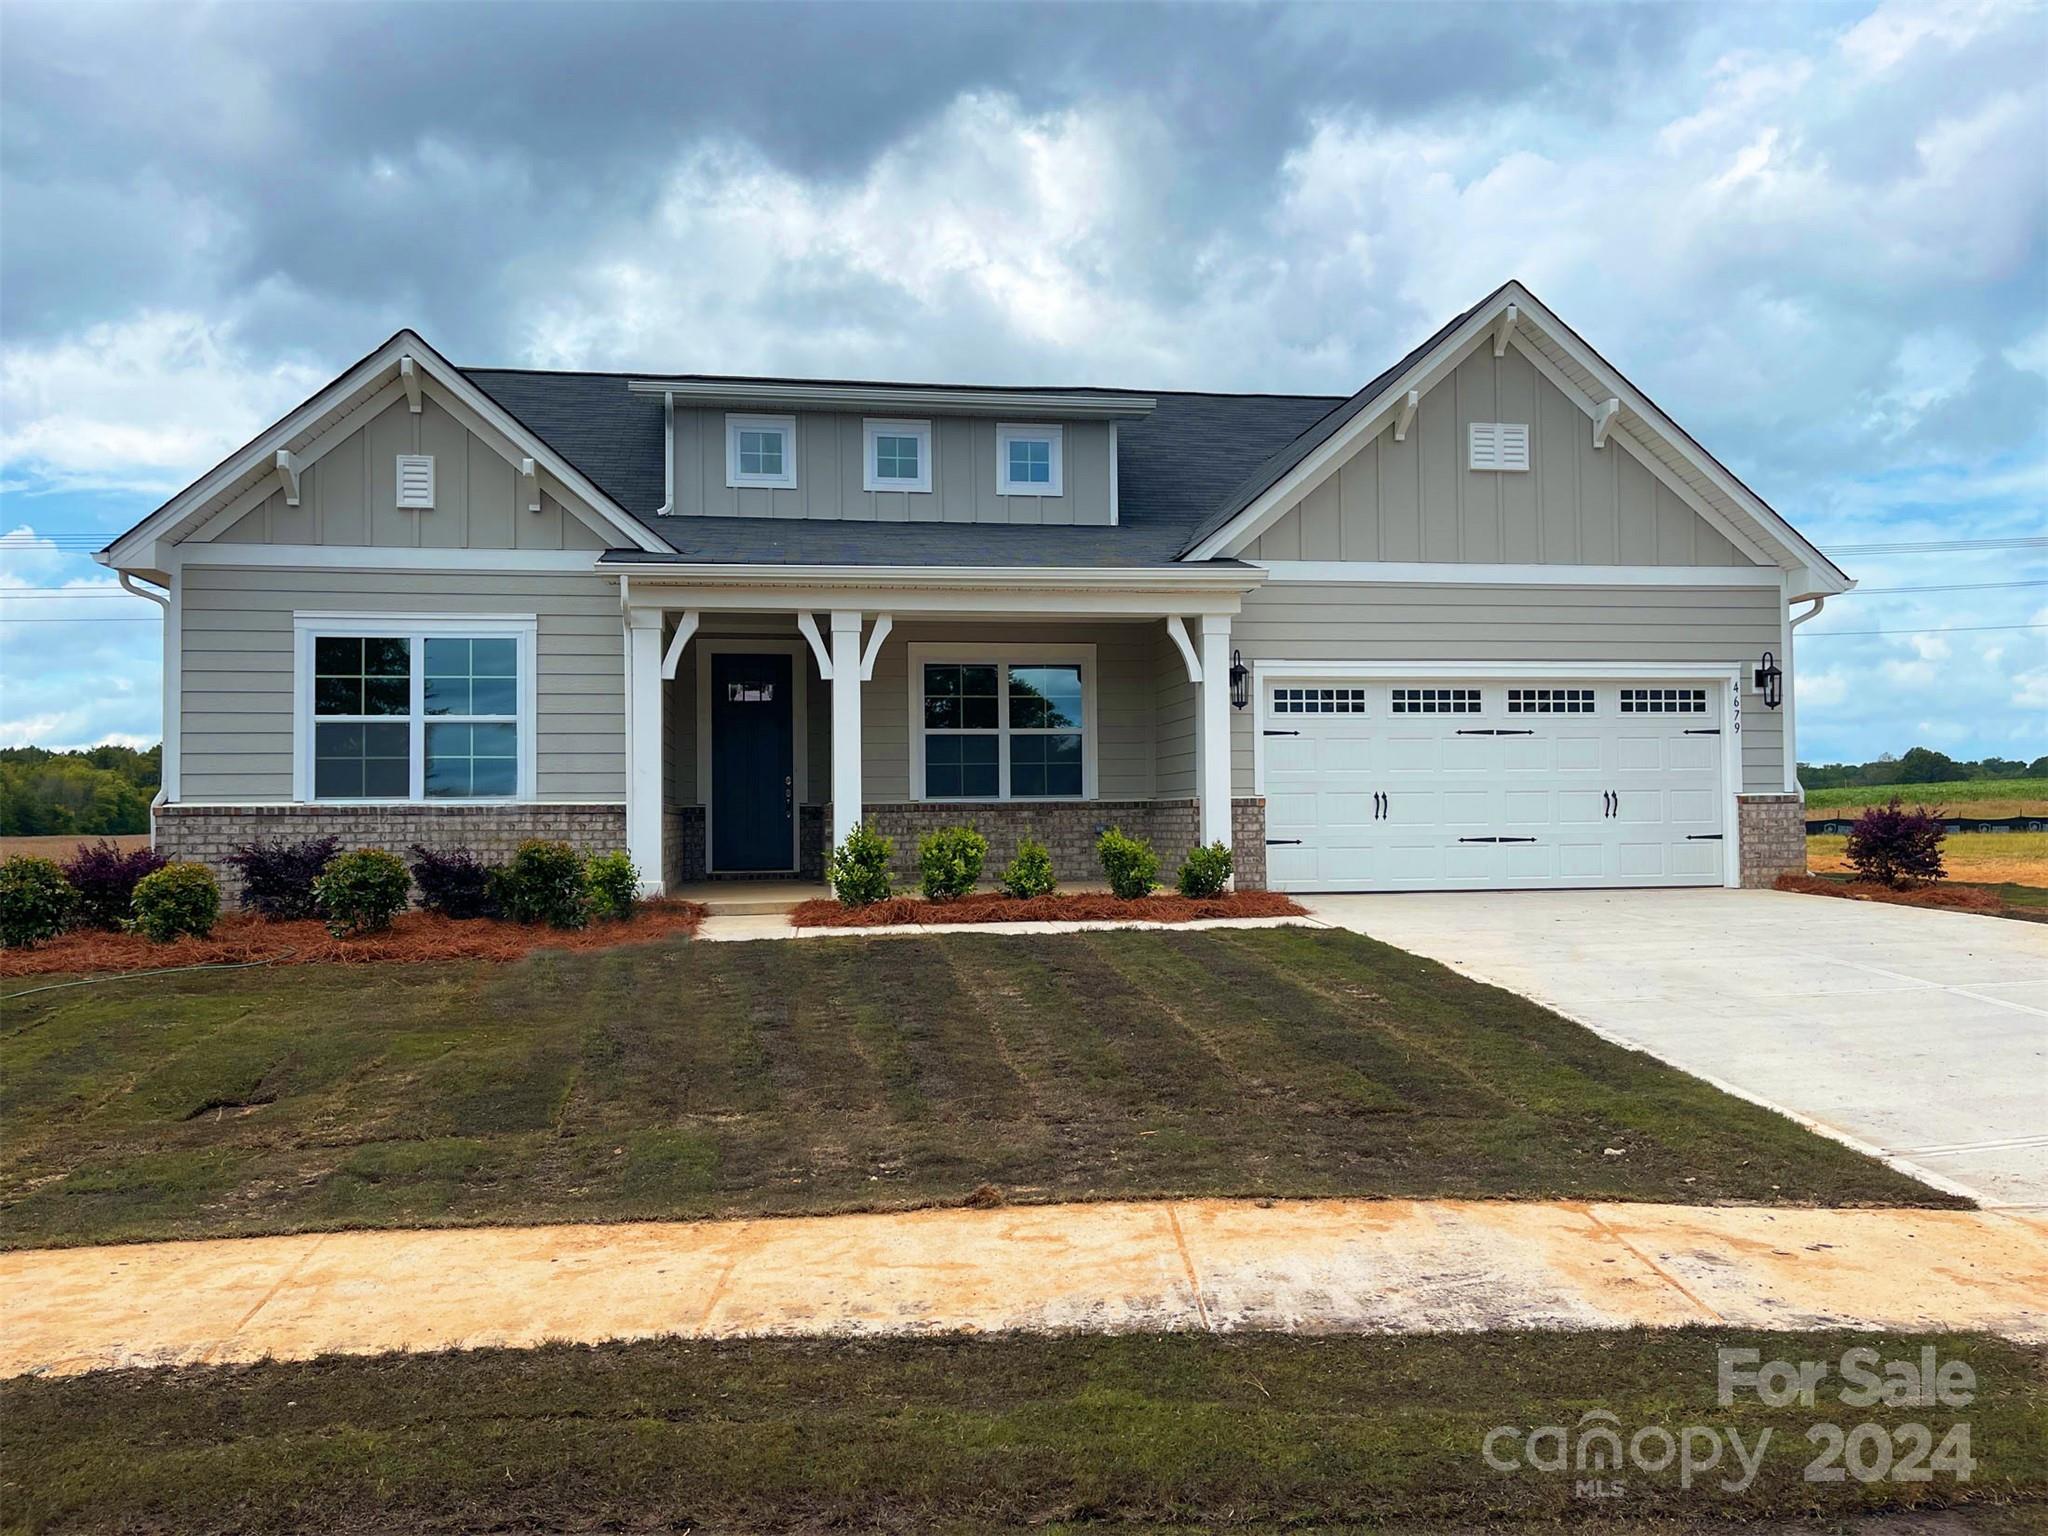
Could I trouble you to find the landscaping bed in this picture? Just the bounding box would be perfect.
[1777,872,2045,923]
[0,900,705,978]
[790,889,1306,927]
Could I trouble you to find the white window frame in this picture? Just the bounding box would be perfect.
[862,418,933,493]
[724,413,798,489]
[995,422,1064,497]
[291,613,538,804]
[907,642,1097,803]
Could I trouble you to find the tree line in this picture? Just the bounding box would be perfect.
[0,745,161,836]
[1798,746,2048,790]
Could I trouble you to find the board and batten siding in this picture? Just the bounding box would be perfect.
[178,567,626,803]
[669,409,1114,526]
[1244,347,1753,568]
[1227,581,1786,795]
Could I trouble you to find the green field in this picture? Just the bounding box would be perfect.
[1804,777,2048,815]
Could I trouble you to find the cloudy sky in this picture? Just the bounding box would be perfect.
[2,0,2043,766]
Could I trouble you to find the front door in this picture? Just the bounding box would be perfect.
[711,652,795,872]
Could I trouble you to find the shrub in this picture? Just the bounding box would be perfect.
[225,835,339,920]
[1097,827,1158,900]
[1176,840,1234,898]
[61,840,168,930]
[491,839,590,928]
[408,844,500,919]
[999,836,1057,900]
[130,861,220,943]
[0,856,77,948]
[917,826,986,903]
[313,848,412,938]
[829,823,895,908]
[586,851,640,921]
[1846,798,1946,888]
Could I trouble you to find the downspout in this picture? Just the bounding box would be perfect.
[118,572,176,824]
[1784,594,1827,798]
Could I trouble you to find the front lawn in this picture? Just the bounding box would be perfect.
[0,927,1955,1250]
[7,1329,2042,1534]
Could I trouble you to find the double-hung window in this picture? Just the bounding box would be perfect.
[914,646,1092,801]
[725,413,798,489]
[995,422,1063,497]
[298,616,535,802]
[862,418,933,493]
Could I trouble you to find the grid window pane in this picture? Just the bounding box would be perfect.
[1272,686,1366,715]
[1009,665,1082,730]
[314,721,410,800]
[424,636,518,718]
[924,733,999,799]
[874,434,920,481]
[1391,687,1482,714]
[314,636,410,717]
[738,429,784,477]
[1007,438,1051,485]
[1620,687,1707,714]
[1010,732,1081,797]
[1508,687,1596,714]
[426,720,519,800]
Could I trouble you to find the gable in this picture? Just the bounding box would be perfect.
[1243,345,1757,567]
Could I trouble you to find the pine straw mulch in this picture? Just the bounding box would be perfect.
[0,900,706,978]
[789,890,1308,928]
[1774,873,2005,915]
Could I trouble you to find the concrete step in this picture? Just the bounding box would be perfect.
[676,881,830,917]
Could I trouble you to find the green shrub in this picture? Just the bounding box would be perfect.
[586,851,640,921]
[1176,840,1234,898]
[1097,827,1158,900]
[829,823,895,908]
[313,848,411,938]
[130,861,220,943]
[917,825,986,903]
[491,839,591,929]
[999,836,1057,899]
[0,855,77,948]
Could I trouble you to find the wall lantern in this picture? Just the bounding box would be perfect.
[1754,650,1783,710]
[1229,650,1250,710]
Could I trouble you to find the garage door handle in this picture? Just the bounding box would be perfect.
[1604,791,1615,817]
[1374,791,1385,819]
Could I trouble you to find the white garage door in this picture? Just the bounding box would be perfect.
[1262,678,1731,892]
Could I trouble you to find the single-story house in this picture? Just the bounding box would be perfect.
[99,280,1850,894]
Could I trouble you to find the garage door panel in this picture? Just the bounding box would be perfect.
[1616,735,1669,772]
[1668,736,1719,771]
[1267,737,1320,773]
[1501,736,1555,772]
[1559,790,1606,825]
[1555,736,1603,772]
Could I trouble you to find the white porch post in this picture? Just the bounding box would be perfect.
[829,609,865,852]
[625,608,665,893]
[1197,614,1233,856]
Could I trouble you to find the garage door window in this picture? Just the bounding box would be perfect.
[1620,687,1707,714]
[1391,687,1481,714]
[1273,686,1366,714]
[1508,687,1596,714]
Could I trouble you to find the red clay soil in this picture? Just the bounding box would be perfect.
[790,890,1308,928]
[0,900,705,978]
[1774,873,2003,915]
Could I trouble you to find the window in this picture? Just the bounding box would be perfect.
[914,649,1092,800]
[1392,687,1482,714]
[996,422,1064,497]
[298,618,533,802]
[1468,422,1530,472]
[1272,687,1367,714]
[863,418,933,493]
[725,413,798,489]
[395,454,435,508]
[1620,686,1708,714]
[1508,687,1596,714]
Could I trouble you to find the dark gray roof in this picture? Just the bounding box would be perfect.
[465,365,1339,567]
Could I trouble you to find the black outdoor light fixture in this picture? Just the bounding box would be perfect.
[1754,650,1783,710]
[1229,649,1250,709]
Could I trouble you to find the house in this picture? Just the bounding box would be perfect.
[98,281,1850,895]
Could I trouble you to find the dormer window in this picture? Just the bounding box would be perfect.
[996,423,1063,497]
[863,418,932,493]
[726,413,797,489]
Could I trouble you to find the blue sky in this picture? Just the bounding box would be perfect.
[2,0,2043,766]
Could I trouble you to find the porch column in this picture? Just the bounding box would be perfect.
[1197,614,1233,858]
[625,608,665,894]
[829,609,864,852]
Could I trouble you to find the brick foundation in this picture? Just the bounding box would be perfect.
[799,804,827,882]
[155,802,628,900]
[1737,793,1806,888]
[664,805,705,888]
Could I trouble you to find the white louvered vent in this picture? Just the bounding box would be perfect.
[395,454,436,509]
[1468,422,1530,472]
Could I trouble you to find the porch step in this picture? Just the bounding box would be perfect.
[677,881,830,917]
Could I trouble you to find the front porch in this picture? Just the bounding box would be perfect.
[616,562,1263,894]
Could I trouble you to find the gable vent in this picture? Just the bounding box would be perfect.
[395,454,436,509]
[1469,422,1530,472]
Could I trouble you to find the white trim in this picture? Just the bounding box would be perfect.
[830,611,864,853]
[171,544,604,574]
[858,614,893,682]
[626,612,664,893]
[603,559,1256,591]
[629,377,1154,418]
[696,638,810,875]
[660,609,700,681]
[1253,560,1782,587]
[794,611,833,679]
[861,418,934,494]
[906,642,1097,804]
[291,612,538,806]
[1249,659,1743,888]
[995,422,1064,498]
[1197,615,1233,853]
[1163,615,1202,682]
[724,412,798,490]
[1108,421,1120,525]
[655,391,676,516]
[399,355,422,414]
[118,574,177,812]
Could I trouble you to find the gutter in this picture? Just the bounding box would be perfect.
[594,558,1264,591]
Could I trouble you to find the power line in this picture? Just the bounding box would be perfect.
[1804,622,2047,638]
[0,617,160,624]
[1826,536,2048,556]
[1846,579,2048,595]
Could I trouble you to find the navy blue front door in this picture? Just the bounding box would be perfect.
[711,652,795,872]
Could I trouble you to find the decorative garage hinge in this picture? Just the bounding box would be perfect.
[1685,834,1725,841]
[1458,836,1538,844]
[1266,838,1303,846]
[1455,728,1535,736]
[1683,728,1722,735]
[1262,728,1299,737]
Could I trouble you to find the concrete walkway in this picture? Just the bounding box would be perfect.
[5,1199,2044,1376]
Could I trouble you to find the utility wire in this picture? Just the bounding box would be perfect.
[1845,579,2048,595]
[1803,622,2047,638]
[1826,536,2048,556]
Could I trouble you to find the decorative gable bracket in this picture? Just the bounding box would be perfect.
[1591,397,1620,450]
[274,450,304,507]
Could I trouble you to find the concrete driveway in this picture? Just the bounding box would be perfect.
[1302,889,2048,1208]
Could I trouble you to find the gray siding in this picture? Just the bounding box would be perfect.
[1154,625,1197,797]
[212,396,609,552]
[1246,348,1753,567]
[1228,581,1785,794]
[180,567,625,803]
[669,409,1114,526]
